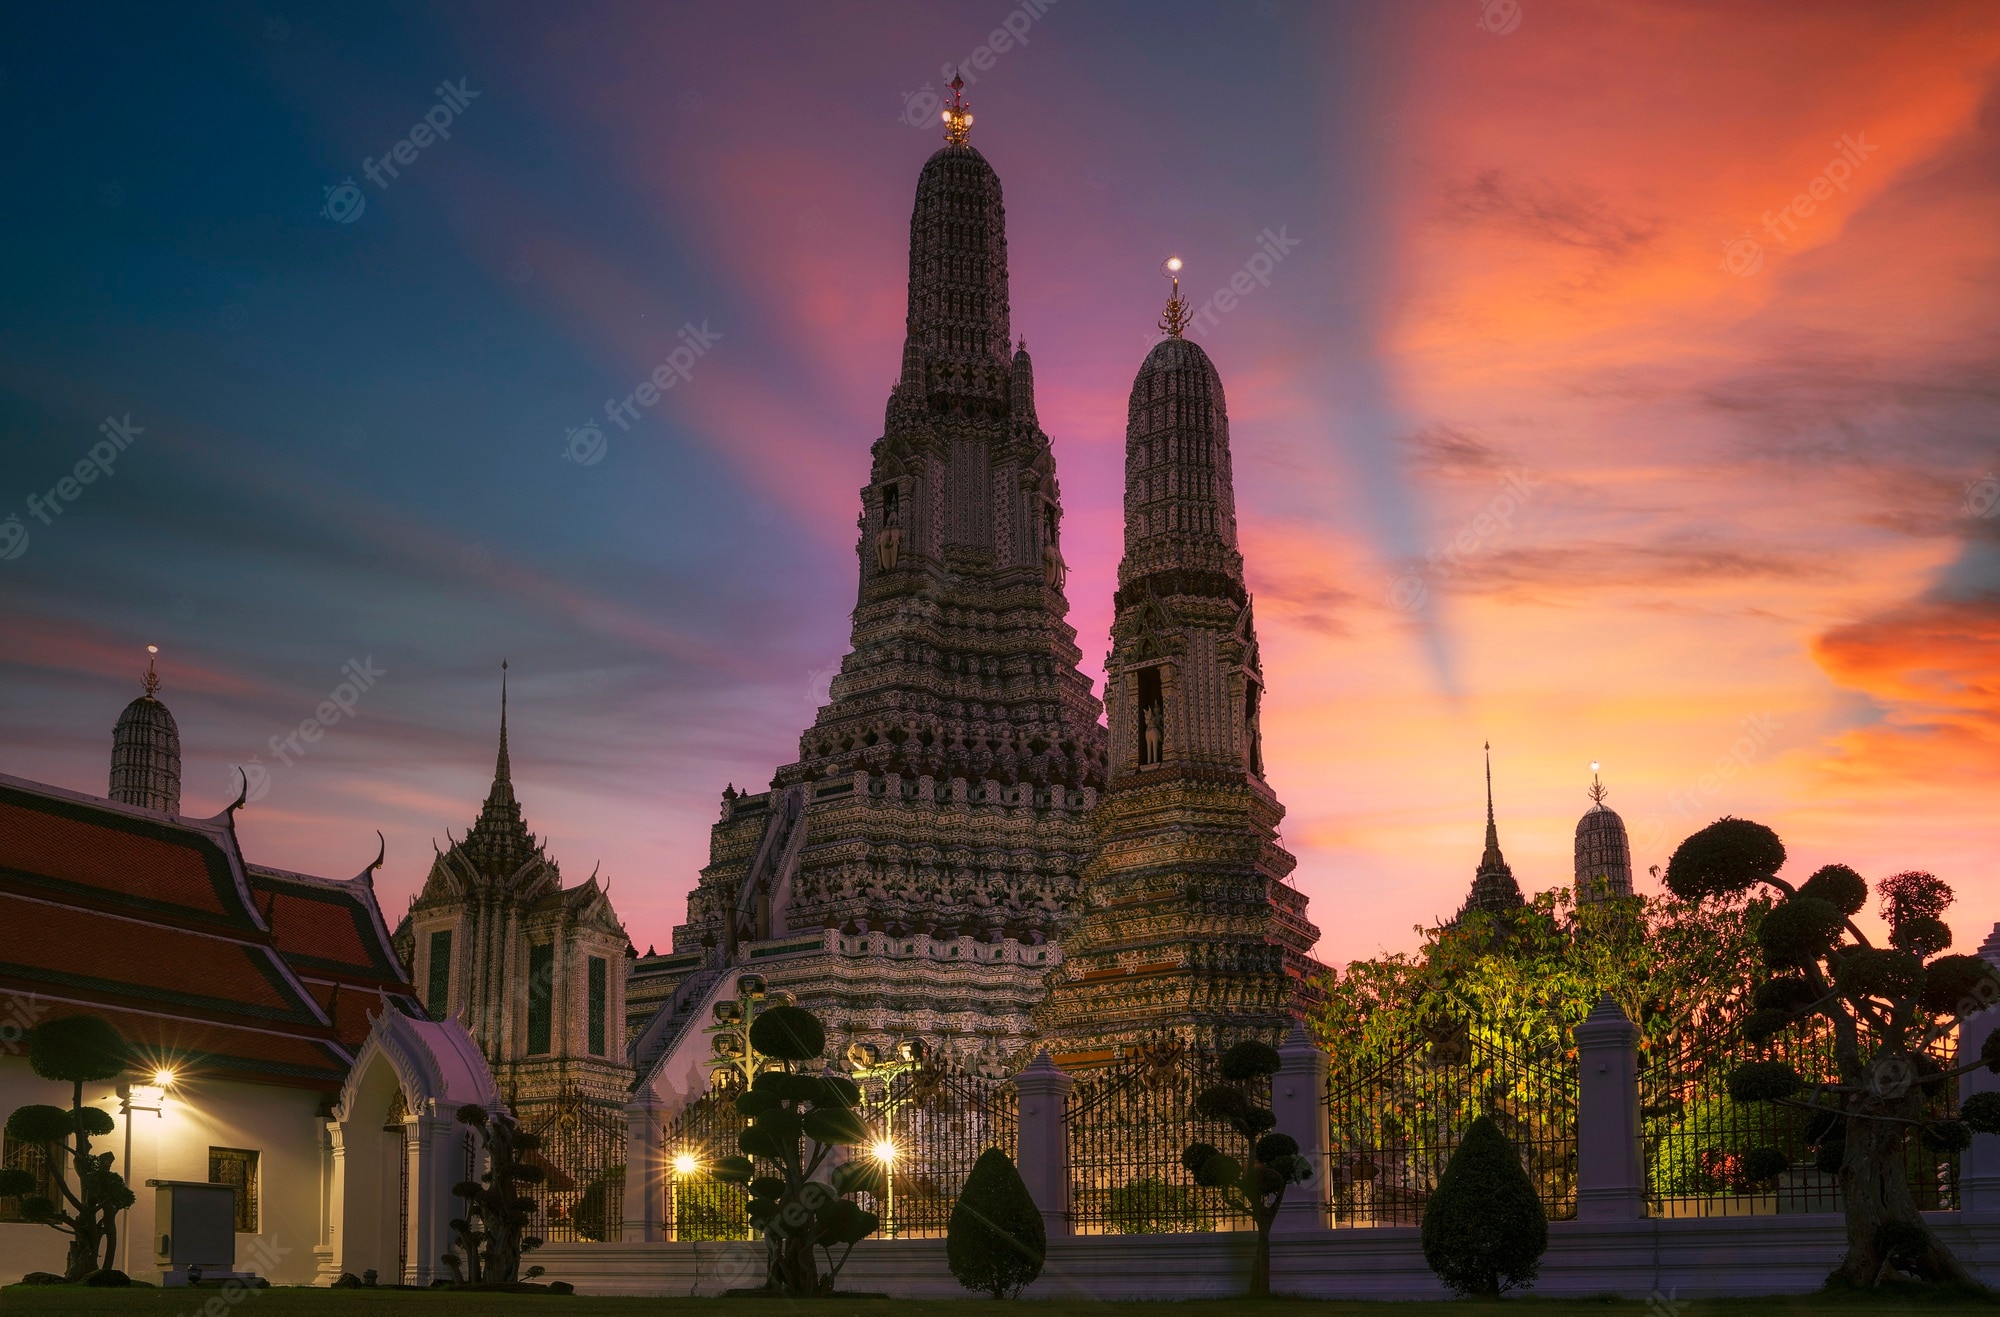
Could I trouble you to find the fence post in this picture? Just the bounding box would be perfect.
[1960,923,2000,1216]
[622,1091,668,1241]
[1014,1049,1072,1236]
[1575,994,1644,1221]
[1272,1024,1329,1233]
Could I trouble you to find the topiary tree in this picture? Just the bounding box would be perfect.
[1106,1176,1212,1234]
[0,1015,137,1281]
[441,1105,546,1287]
[1421,1113,1547,1297]
[706,1004,880,1295]
[946,1147,1045,1299]
[1179,1039,1312,1298]
[1666,818,2000,1288]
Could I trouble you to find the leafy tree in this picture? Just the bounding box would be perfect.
[570,1167,624,1242]
[1106,1177,1212,1234]
[706,1004,880,1295]
[1179,1040,1312,1298]
[1420,1114,1547,1297]
[945,1147,1044,1299]
[0,1015,137,1281]
[1665,818,2000,1288]
[441,1105,546,1286]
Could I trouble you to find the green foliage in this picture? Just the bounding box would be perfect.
[1753,976,1819,1013]
[747,1005,825,1062]
[1218,1040,1281,1081]
[7,1105,76,1144]
[1893,917,1954,960]
[945,1147,1045,1299]
[1798,864,1867,916]
[1728,1060,1801,1102]
[28,1016,129,1085]
[0,1167,37,1198]
[1743,1008,1790,1044]
[706,1004,876,1295]
[440,1106,545,1287]
[1960,1091,2000,1135]
[1105,1177,1211,1234]
[1420,1115,1547,1297]
[1835,949,1924,1002]
[1757,897,1845,969]
[1922,1120,1972,1154]
[1919,955,2000,1015]
[1665,818,1786,902]
[1741,1146,1790,1183]
[570,1168,624,1242]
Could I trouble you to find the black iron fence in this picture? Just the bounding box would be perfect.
[857,1060,1018,1239]
[1324,1020,1577,1226]
[523,1090,628,1243]
[1065,1043,1261,1235]
[663,1073,753,1241]
[1641,1024,1959,1218]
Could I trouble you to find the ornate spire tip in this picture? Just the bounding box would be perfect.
[1159,257,1191,338]
[942,71,973,145]
[142,644,161,697]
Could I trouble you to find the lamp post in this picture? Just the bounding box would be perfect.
[705,974,785,1089]
[115,1068,174,1274]
[847,1038,926,1239]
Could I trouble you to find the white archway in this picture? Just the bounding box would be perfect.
[323,1001,498,1286]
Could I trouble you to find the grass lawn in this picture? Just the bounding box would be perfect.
[2,1291,1998,1316]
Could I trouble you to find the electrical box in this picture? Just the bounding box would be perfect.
[147,1180,236,1285]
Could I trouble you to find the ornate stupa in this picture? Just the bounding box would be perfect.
[633,77,1108,1075]
[392,663,631,1111]
[1035,262,1320,1063]
[1457,743,1525,920]
[109,645,181,814]
[1573,761,1634,904]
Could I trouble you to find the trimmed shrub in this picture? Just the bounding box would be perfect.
[1757,897,1844,969]
[1420,1115,1547,1297]
[1797,863,1867,916]
[1665,818,1786,901]
[946,1148,1045,1299]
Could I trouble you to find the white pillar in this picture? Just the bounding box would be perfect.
[623,1093,669,1241]
[1013,1050,1072,1237]
[1575,994,1645,1220]
[407,1112,462,1286]
[1272,1024,1329,1234]
[316,1119,345,1285]
[1959,924,2000,1216]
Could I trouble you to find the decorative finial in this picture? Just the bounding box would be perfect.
[942,70,972,145]
[1588,760,1608,806]
[143,644,161,697]
[1159,257,1191,338]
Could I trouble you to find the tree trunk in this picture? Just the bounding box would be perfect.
[1833,1103,1972,1287]
[1249,1223,1272,1298]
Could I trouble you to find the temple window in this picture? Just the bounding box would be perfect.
[527,942,554,1054]
[425,928,452,1018]
[587,955,608,1056]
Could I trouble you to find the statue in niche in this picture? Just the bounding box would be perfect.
[875,487,904,571]
[1141,702,1163,765]
[1246,688,1263,776]
[1040,500,1065,589]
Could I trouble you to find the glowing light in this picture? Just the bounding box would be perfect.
[152,1068,176,1089]
[1166,257,1183,273]
[146,644,159,656]
[1590,761,1600,773]
[872,1140,899,1165]
[672,1153,700,1176]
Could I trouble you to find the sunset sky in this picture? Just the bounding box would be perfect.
[3,0,1997,970]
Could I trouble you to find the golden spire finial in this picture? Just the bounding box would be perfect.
[1588,760,1608,806]
[942,70,973,145]
[142,644,161,697]
[1159,257,1191,338]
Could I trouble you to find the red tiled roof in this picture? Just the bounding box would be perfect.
[74,1003,351,1090]
[247,870,407,986]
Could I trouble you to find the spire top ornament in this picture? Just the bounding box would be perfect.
[1158,257,1191,338]
[942,70,973,145]
[1588,759,1608,806]
[142,644,161,697]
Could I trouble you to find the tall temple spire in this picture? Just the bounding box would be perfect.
[494,659,512,790]
[460,660,537,879]
[110,643,181,814]
[1460,742,1524,919]
[1574,759,1634,904]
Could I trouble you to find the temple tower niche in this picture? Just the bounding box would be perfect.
[1036,269,1320,1064]
[635,80,1107,1076]
[110,645,180,814]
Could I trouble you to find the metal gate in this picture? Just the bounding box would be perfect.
[1325,1019,1577,1226]
[1065,1042,1260,1235]
[662,1074,751,1241]
[523,1088,628,1243]
[859,1059,1017,1239]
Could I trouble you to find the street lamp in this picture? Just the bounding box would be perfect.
[705,974,779,1089]
[848,1038,926,1239]
[116,1067,173,1273]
